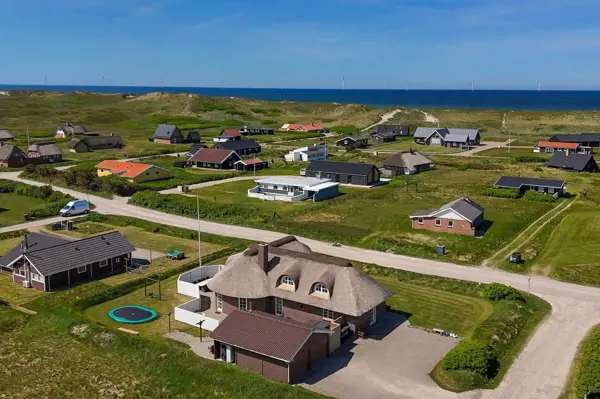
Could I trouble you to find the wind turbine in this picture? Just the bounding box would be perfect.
[342,76,345,90]
[537,80,541,92]
[280,77,284,90]
[220,78,224,89]
[471,80,475,91]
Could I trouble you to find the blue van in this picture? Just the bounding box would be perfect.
[60,200,90,217]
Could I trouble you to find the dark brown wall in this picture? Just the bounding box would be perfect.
[46,254,128,291]
[289,332,329,383]
[13,273,45,291]
[220,294,268,315]
[346,302,386,333]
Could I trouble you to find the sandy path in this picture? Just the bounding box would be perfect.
[420,110,439,124]
[361,108,404,131]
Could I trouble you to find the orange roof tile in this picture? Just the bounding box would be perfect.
[538,141,579,149]
[95,160,153,178]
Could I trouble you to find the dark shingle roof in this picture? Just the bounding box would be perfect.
[68,138,85,149]
[210,310,318,362]
[0,233,70,268]
[153,124,178,139]
[306,160,377,176]
[22,231,135,276]
[374,124,409,135]
[213,139,260,151]
[494,176,566,189]
[550,133,600,143]
[27,142,62,156]
[190,148,236,163]
[186,131,200,140]
[547,152,596,171]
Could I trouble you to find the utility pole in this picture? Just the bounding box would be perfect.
[197,195,202,273]
[26,126,30,147]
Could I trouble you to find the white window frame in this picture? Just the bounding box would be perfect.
[314,283,329,295]
[417,217,424,225]
[280,275,295,287]
[99,259,108,267]
[77,265,87,274]
[115,258,120,263]
[15,267,26,277]
[275,297,283,316]
[435,219,442,227]
[31,273,43,283]
[238,297,248,311]
[369,307,377,326]
[323,308,335,320]
[448,220,454,228]
[216,293,223,312]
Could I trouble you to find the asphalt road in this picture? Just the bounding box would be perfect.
[2,171,599,399]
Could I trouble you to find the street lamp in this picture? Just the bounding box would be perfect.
[167,311,172,333]
[197,320,205,342]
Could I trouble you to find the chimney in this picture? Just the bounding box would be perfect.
[258,243,269,273]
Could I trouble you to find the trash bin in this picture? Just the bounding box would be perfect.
[436,244,446,255]
[66,220,73,231]
[23,214,30,221]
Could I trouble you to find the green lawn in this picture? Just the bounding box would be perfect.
[476,147,550,158]
[535,211,600,286]
[560,324,600,399]
[0,193,50,227]
[0,236,23,256]
[0,273,48,306]
[377,276,493,337]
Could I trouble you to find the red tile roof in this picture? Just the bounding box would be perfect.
[210,310,317,362]
[95,160,153,178]
[538,141,578,149]
[222,128,241,137]
[189,148,235,163]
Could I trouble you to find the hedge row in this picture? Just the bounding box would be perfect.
[523,190,558,203]
[442,340,498,377]
[514,155,548,163]
[0,229,28,240]
[480,188,521,199]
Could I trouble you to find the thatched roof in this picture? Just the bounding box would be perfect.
[208,236,392,317]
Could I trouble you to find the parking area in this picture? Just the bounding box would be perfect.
[303,314,458,399]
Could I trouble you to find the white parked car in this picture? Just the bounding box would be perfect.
[60,200,90,217]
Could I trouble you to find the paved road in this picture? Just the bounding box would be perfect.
[2,171,600,399]
[448,141,506,157]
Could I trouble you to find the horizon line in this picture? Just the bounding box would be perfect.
[1,83,599,92]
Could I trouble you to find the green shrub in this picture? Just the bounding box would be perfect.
[0,179,73,218]
[523,190,557,203]
[515,155,547,163]
[442,340,498,377]
[0,229,28,240]
[481,283,524,301]
[86,212,107,223]
[329,125,359,134]
[574,326,600,397]
[480,188,521,199]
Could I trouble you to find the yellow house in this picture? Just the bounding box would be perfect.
[95,160,171,183]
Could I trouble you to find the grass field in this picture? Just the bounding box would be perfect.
[0,236,23,256]
[560,324,600,399]
[377,276,493,337]
[184,167,555,264]
[536,211,600,286]
[476,147,549,158]
[0,193,50,227]
[0,274,48,306]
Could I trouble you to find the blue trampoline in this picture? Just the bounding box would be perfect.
[109,305,158,324]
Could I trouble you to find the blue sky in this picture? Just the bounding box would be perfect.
[1,0,600,89]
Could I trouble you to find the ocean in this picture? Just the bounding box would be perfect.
[2,84,600,112]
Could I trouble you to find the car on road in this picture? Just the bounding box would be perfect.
[60,200,90,217]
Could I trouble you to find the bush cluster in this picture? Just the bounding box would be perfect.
[481,283,524,301]
[522,190,557,203]
[22,165,138,196]
[0,179,73,218]
[480,188,521,199]
[514,155,547,163]
[442,340,498,377]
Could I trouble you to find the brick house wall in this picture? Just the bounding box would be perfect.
[154,138,173,145]
[219,294,268,315]
[281,299,325,323]
[345,302,386,334]
[411,217,476,236]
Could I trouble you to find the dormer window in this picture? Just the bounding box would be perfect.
[278,275,296,292]
[312,282,330,299]
[314,283,328,294]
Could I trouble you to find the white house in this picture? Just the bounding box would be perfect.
[284,143,328,162]
[248,176,340,202]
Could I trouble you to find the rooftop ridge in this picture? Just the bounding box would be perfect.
[24,231,121,254]
[244,241,352,268]
[242,310,313,331]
